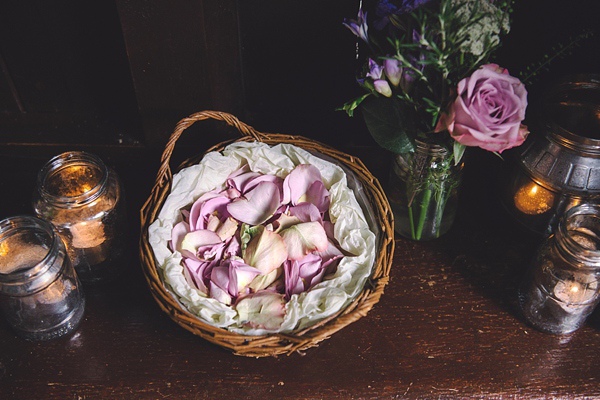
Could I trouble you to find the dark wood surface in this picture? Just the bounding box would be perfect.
[1,140,600,399]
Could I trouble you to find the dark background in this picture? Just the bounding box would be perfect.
[0,0,597,151]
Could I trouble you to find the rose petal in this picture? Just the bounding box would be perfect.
[215,217,239,241]
[284,260,304,298]
[181,229,222,256]
[227,181,281,225]
[210,281,232,305]
[229,258,262,294]
[183,258,210,295]
[271,212,302,233]
[280,221,328,260]
[171,221,190,253]
[235,291,286,330]
[248,267,282,292]
[282,164,323,206]
[243,226,288,275]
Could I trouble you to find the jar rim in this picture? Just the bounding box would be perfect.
[414,138,449,155]
[37,151,108,208]
[0,215,58,282]
[543,74,600,155]
[556,203,600,267]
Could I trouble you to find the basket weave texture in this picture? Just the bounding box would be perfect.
[139,111,394,357]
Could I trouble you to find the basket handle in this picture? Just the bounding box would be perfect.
[156,111,267,186]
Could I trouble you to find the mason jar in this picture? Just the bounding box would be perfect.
[33,151,126,284]
[0,216,85,340]
[519,204,600,334]
[387,139,464,240]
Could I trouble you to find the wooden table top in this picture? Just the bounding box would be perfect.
[1,142,599,399]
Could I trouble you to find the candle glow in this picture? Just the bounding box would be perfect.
[514,181,555,215]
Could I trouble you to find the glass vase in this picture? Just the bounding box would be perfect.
[388,140,464,240]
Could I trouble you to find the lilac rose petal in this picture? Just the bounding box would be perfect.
[303,181,330,213]
[190,195,231,231]
[209,280,232,305]
[183,258,211,295]
[283,164,324,206]
[289,203,322,223]
[227,181,281,225]
[180,229,223,257]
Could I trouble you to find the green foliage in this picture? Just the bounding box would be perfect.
[519,30,594,85]
[361,95,417,154]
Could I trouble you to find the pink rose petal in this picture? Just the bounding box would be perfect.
[227,181,281,225]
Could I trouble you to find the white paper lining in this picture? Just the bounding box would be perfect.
[148,142,377,335]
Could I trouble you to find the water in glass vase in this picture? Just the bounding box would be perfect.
[388,140,464,241]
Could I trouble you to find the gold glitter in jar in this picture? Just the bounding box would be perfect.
[569,227,600,250]
[514,181,555,215]
[0,238,49,274]
[44,165,103,198]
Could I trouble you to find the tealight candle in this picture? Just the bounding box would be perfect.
[520,204,600,334]
[514,181,555,215]
[33,151,127,284]
[0,216,85,341]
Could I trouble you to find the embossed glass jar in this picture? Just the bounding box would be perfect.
[0,216,85,340]
[519,204,600,334]
[33,151,127,284]
[504,75,600,236]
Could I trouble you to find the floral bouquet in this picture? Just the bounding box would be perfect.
[342,0,529,240]
[148,142,376,334]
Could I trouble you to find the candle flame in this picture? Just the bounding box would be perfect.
[570,285,579,293]
[514,181,555,215]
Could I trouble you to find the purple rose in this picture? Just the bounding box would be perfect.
[439,64,529,153]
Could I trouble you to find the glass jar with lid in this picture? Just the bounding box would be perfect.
[33,151,127,284]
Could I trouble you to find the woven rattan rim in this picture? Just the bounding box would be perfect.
[139,111,394,357]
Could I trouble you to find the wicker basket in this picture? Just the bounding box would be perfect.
[139,111,394,357]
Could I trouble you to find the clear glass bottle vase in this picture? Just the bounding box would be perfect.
[388,140,464,241]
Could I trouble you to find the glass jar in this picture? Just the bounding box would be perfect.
[387,140,464,240]
[519,204,600,334]
[33,151,126,284]
[502,74,600,236]
[0,216,85,340]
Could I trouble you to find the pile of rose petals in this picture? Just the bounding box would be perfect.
[170,163,348,330]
